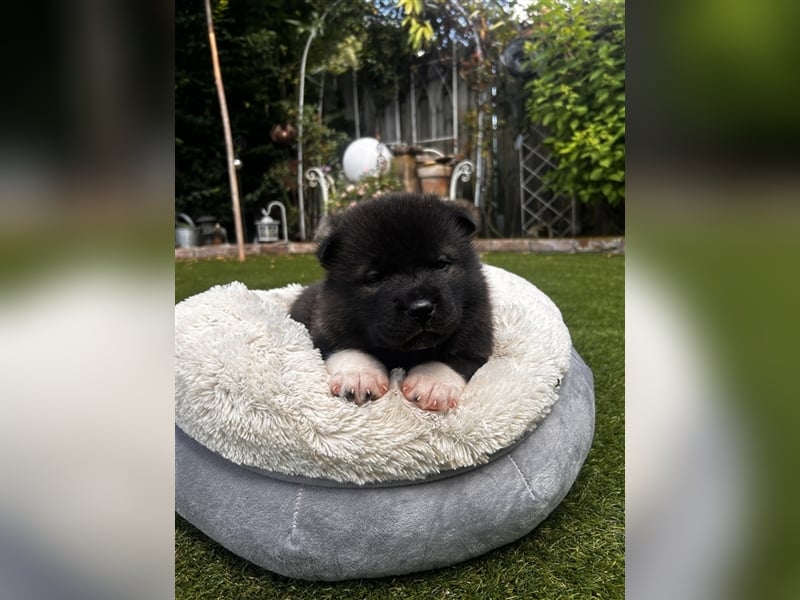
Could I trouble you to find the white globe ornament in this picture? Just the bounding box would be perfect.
[342,137,393,182]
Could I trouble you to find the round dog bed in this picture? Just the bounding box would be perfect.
[175,265,595,580]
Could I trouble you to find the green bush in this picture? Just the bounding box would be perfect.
[524,0,625,206]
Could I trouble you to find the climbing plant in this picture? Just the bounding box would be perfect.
[524,0,625,206]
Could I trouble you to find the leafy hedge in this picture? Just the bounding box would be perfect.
[524,0,625,206]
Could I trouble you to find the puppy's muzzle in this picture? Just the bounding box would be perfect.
[407,298,435,324]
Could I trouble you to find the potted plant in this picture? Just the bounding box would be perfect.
[416,153,454,197]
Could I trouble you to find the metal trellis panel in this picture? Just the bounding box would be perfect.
[517,128,577,237]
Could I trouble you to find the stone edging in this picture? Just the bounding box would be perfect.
[175,237,624,260]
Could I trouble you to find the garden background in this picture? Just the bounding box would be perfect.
[176,0,624,243]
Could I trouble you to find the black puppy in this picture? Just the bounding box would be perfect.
[290,193,493,412]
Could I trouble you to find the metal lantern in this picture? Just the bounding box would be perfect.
[256,210,279,243]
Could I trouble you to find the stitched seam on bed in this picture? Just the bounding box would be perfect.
[290,486,304,536]
[508,455,536,501]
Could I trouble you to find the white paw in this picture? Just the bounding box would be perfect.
[325,349,390,405]
[402,362,466,412]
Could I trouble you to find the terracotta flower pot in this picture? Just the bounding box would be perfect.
[391,153,421,193]
[416,162,453,197]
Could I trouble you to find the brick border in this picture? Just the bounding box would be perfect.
[175,242,315,260]
[475,237,624,254]
[175,237,624,260]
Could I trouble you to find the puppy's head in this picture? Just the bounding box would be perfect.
[317,193,482,351]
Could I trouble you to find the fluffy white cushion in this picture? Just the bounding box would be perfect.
[175,265,572,484]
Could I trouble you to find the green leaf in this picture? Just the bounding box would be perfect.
[520,0,625,204]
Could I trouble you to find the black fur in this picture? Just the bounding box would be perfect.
[290,193,493,381]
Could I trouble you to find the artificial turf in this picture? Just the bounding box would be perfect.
[175,251,624,599]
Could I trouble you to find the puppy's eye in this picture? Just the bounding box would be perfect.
[436,256,452,270]
[364,270,382,284]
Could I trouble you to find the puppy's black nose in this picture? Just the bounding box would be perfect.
[407,299,435,323]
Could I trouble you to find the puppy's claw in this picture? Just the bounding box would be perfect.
[325,350,390,406]
[402,361,466,413]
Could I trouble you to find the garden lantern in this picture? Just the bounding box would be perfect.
[256,210,279,243]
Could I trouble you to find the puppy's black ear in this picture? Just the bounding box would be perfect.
[317,230,340,269]
[448,200,481,238]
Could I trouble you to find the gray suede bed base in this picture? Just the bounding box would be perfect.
[175,347,595,581]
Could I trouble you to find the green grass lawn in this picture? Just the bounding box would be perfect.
[175,252,624,599]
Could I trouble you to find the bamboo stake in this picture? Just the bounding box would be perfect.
[205,0,246,261]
